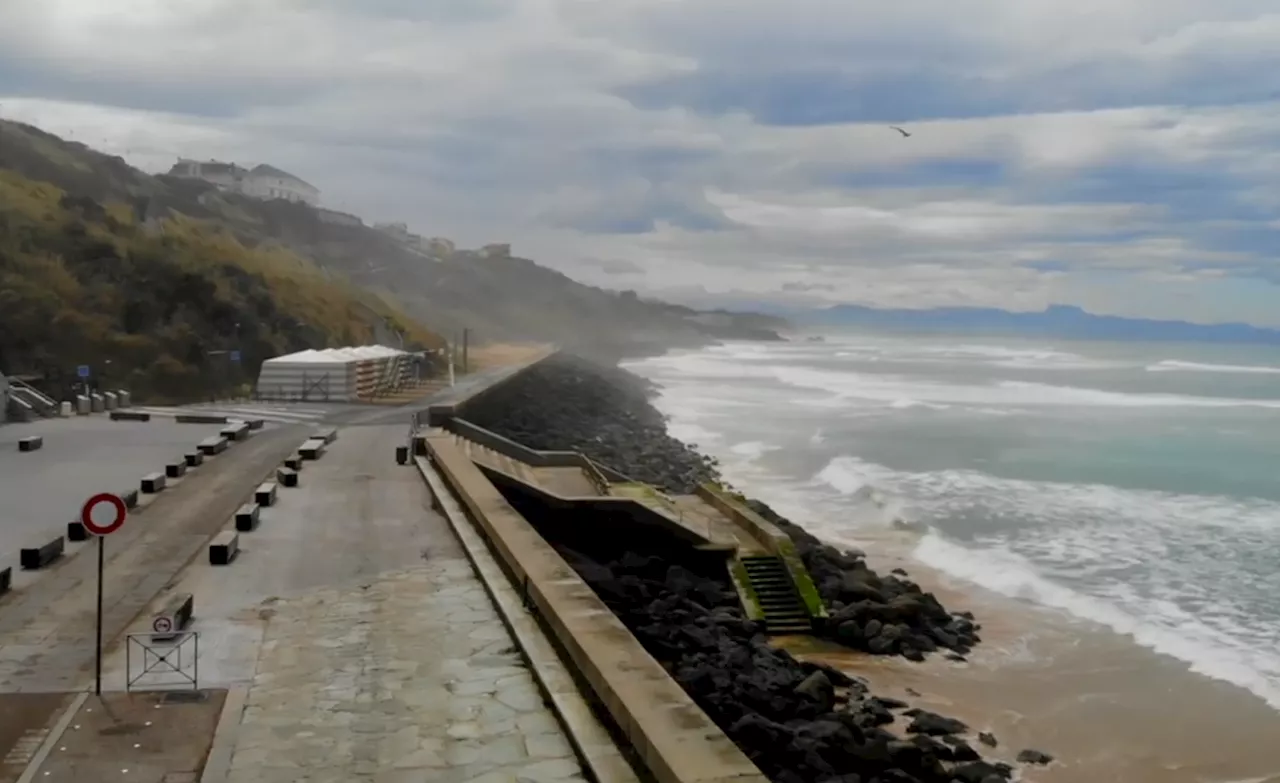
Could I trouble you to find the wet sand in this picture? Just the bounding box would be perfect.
[785,529,1280,783]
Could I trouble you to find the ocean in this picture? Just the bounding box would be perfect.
[623,333,1280,712]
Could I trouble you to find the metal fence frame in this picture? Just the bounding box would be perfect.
[125,631,199,691]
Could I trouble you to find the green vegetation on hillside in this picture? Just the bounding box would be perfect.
[0,167,442,402]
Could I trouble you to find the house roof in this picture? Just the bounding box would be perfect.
[249,164,318,191]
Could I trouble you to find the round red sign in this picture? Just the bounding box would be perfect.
[81,493,127,536]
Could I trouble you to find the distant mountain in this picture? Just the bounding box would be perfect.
[801,304,1280,345]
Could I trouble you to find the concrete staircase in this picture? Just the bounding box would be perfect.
[739,555,812,634]
[451,434,542,486]
[7,379,56,419]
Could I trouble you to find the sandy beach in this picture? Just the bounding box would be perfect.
[785,528,1280,783]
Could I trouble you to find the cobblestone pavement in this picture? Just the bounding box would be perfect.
[223,561,589,783]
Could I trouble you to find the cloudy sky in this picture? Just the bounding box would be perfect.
[3,1,1280,325]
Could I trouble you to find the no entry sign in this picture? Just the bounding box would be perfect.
[81,493,127,537]
[152,615,173,634]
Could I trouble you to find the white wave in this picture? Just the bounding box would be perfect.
[641,351,1280,409]
[997,380,1280,409]
[770,365,1280,409]
[811,454,1280,710]
[811,454,1280,534]
[1147,359,1280,375]
[914,533,1280,711]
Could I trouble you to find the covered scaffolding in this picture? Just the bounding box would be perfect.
[254,345,412,401]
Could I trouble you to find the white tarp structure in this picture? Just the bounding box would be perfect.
[254,345,411,401]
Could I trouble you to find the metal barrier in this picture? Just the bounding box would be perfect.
[126,631,199,691]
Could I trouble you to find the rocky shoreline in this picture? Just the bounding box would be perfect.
[464,353,1051,783]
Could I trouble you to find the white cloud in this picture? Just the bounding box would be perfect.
[1,0,1279,324]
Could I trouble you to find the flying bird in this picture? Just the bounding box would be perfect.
[890,126,911,138]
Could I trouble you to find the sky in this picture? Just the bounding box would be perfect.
[2,1,1280,326]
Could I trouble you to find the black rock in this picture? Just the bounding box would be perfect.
[950,761,1014,783]
[794,671,835,711]
[1017,748,1055,765]
[905,710,969,736]
[977,731,997,748]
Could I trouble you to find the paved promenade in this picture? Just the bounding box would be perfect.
[162,424,590,783]
[219,563,586,782]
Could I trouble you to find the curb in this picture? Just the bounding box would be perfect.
[198,685,249,783]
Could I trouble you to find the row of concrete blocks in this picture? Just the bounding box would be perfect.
[2,485,145,589]
[12,421,265,583]
[59,389,132,417]
[207,427,337,566]
[208,481,281,565]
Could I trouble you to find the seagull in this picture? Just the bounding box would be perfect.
[890,126,911,138]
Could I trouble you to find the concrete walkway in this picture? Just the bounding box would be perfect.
[186,425,588,783]
[217,565,587,783]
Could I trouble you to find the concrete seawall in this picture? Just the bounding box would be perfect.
[422,429,769,783]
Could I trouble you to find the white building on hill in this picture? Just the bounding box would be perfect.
[167,159,320,206]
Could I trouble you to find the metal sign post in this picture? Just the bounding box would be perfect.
[80,493,127,696]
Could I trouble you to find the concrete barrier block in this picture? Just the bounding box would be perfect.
[90,394,105,413]
[120,489,139,509]
[18,435,43,452]
[234,503,260,532]
[117,389,131,407]
[298,439,326,460]
[220,421,250,442]
[209,530,240,565]
[0,567,10,595]
[198,436,228,456]
[176,413,228,424]
[314,427,338,444]
[20,536,65,570]
[276,467,298,487]
[110,410,151,422]
[75,395,90,415]
[184,451,204,468]
[395,445,409,465]
[67,521,89,542]
[165,460,188,479]
[152,592,194,641]
[141,472,167,494]
[284,454,304,471]
[254,482,278,507]
[246,418,265,431]
[59,401,72,417]
[104,392,118,410]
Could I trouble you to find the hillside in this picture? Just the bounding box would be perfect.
[0,120,784,366]
[0,123,445,402]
